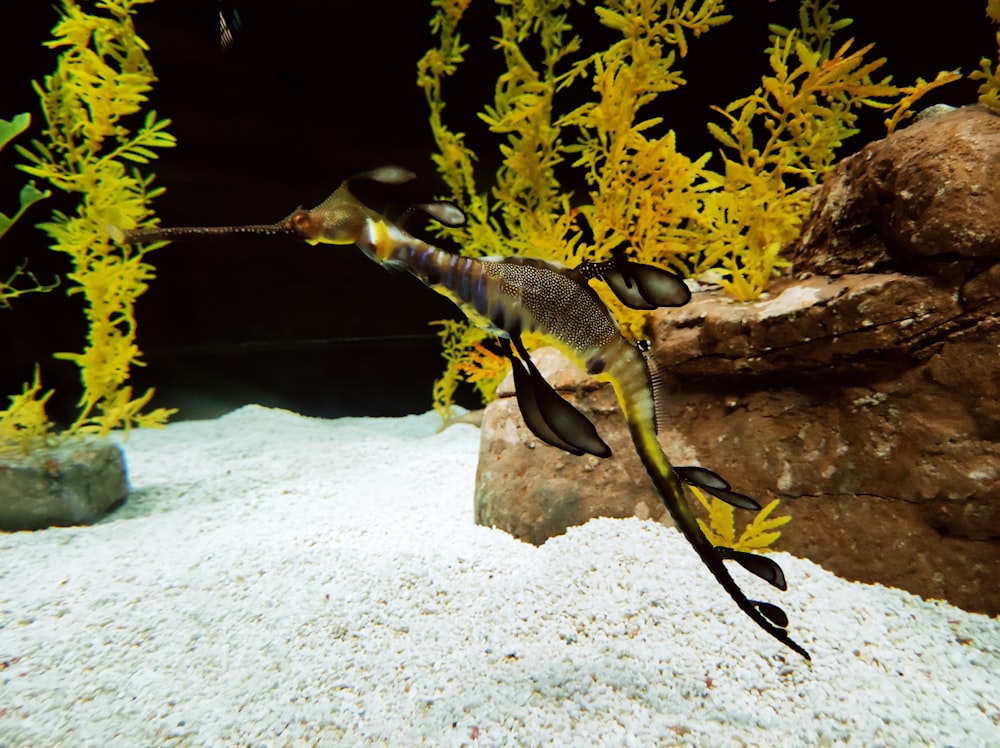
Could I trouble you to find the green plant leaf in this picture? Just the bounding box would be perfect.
[0,181,51,240]
[19,181,50,211]
[0,113,30,152]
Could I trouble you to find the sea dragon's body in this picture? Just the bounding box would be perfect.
[123,167,810,659]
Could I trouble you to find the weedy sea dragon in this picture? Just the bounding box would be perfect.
[121,166,811,659]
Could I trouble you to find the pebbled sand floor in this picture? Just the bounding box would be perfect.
[1,405,998,747]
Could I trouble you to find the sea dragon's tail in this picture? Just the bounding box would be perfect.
[596,336,811,660]
[631,424,811,658]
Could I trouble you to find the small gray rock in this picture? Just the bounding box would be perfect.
[0,439,128,531]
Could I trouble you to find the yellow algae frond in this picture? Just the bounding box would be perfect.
[431,319,496,422]
[1,0,176,451]
[419,0,966,415]
[971,0,1000,110]
[0,368,55,456]
[693,486,792,552]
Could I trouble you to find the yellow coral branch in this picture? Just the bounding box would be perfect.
[971,0,1000,110]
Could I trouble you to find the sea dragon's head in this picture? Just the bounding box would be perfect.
[117,165,425,247]
[281,184,368,246]
[281,165,418,246]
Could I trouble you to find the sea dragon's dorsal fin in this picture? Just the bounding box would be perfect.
[396,201,467,232]
[499,337,611,458]
[637,341,671,435]
[577,247,691,310]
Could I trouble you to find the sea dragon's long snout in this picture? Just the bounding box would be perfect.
[122,166,811,659]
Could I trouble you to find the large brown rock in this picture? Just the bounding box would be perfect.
[789,104,1000,273]
[474,105,1000,615]
[643,275,1000,615]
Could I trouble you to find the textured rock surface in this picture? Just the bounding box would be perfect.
[644,275,999,615]
[475,105,1000,615]
[788,105,1000,273]
[0,440,128,531]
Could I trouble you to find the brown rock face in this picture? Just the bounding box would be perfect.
[789,105,1000,273]
[474,105,1000,615]
[643,277,1000,615]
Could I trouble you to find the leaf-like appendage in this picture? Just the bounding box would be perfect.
[736,499,792,551]
[692,485,735,547]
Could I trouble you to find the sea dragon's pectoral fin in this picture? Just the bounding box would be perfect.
[578,251,691,310]
[603,261,691,309]
[499,337,612,459]
[676,465,762,511]
[716,547,788,590]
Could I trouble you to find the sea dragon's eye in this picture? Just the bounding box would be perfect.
[290,210,316,238]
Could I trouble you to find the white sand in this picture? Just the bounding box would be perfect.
[1,405,998,747]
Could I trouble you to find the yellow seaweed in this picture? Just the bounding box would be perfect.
[0,0,175,453]
[419,0,964,415]
[971,0,1000,109]
[693,486,792,553]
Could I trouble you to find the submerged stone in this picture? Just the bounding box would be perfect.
[0,439,128,531]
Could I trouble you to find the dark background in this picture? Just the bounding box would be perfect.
[0,1,994,425]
